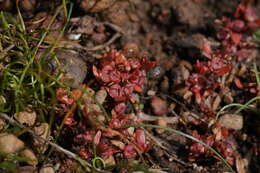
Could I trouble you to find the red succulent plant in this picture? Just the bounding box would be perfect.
[189,127,236,165]
[93,49,155,102]
[186,2,260,165]
[69,49,156,161]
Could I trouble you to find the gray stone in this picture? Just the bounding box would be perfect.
[50,49,87,88]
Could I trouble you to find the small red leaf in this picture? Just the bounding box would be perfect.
[56,88,74,105]
[97,142,120,157]
[244,6,258,22]
[234,78,244,89]
[234,3,246,18]
[75,131,95,144]
[215,65,232,76]
[123,144,137,159]
[135,129,148,152]
[141,57,156,70]
[135,129,146,146]
[231,32,242,44]
[93,65,100,80]
[247,19,260,32]
[109,118,121,129]
[94,130,102,145]
[134,84,143,93]
[249,87,258,94]
[64,117,76,126]
[114,103,126,114]
[201,39,212,59]
[79,148,92,159]
[217,29,230,40]
[107,84,126,102]
[229,19,245,32]
[128,58,141,69]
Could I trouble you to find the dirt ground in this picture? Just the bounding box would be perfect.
[0,0,260,173]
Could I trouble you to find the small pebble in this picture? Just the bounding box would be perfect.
[0,133,24,154]
[111,140,125,150]
[20,148,38,166]
[160,77,169,92]
[219,114,243,130]
[95,89,107,104]
[19,0,36,12]
[16,166,35,173]
[39,167,55,173]
[156,118,167,134]
[149,66,165,79]
[150,96,168,116]
[91,32,106,44]
[14,110,37,127]
[79,0,116,13]
[33,123,50,152]
[147,90,156,96]
[104,155,116,165]
[123,43,139,57]
[68,33,82,40]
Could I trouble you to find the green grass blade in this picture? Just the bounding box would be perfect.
[215,103,245,121]
[15,0,26,33]
[235,96,260,114]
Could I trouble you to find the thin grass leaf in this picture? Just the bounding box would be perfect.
[49,2,74,53]
[92,157,106,170]
[235,96,260,114]
[15,0,26,33]
[0,12,10,31]
[215,103,245,121]
[33,5,63,58]
[62,0,68,19]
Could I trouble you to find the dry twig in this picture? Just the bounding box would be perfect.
[102,22,125,34]
[84,32,121,51]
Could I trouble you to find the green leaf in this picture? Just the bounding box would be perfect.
[0,161,16,173]
[253,30,260,42]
